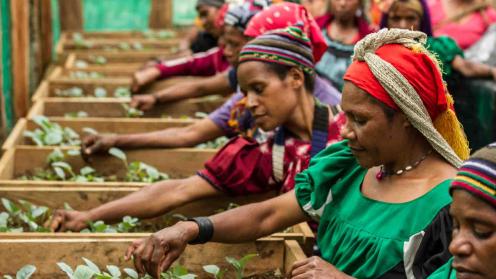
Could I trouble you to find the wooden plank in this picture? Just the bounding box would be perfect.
[58,0,82,31]
[60,29,189,40]
[0,147,216,180]
[2,118,195,149]
[284,240,307,274]
[63,50,187,67]
[10,0,30,119]
[150,0,172,28]
[0,238,304,277]
[27,96,225,119]
[0,186,276,214]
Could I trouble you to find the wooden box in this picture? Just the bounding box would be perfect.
[0,238,305,278]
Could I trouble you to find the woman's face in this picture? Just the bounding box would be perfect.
[387,4,422,31]
[330,0,361,20]
[340,81,410,168]
[223,26,250,66]
[237,62,301,131]
[197,4,221,36]
[449,190,496,279]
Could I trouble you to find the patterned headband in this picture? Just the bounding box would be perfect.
[238,25,315,74]
[451,142,496,207]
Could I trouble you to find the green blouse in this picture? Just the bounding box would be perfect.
[426,36,464,80]
[294,140,453,278]
[427,258,456,279]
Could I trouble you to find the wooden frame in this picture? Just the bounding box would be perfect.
[2,118,196,150]
[27,96,225,119]
[0,238,306,277]
[0,147,216,181]
[62,51,187,71]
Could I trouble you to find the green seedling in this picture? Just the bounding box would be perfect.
[119,42,131,50]
[24,115,81,146]
[0,198,50,232]
[109,148,169,183]
[195,137,229,149]
[55,87,85,97]
[142,30,176,40]
[89,55,107,65]
[2,264,37,279]
[69,71,105,79]
[80,216,140,233]
[132,42,144,50]
[75,60,89,68]
[114,87,132,98]
[94,87,108,98]
[72,33,93,49]
[64,111,89,118]
[122,104,144,118]
[225,254,258,279]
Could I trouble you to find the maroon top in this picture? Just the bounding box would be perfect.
[155,47,230,79]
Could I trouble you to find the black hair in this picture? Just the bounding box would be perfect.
[263,62,315,93]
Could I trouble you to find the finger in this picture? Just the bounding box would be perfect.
[141,239,157,276]
[133,240,148,275]
[288,258,312,276]
[158,249,182,275]
[85,140,103,155]
[48,215,63,232]
[125,239,141,261]
[290,272,312,279]
[129,97,141,109]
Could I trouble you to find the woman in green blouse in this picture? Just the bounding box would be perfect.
[126,29,470,278]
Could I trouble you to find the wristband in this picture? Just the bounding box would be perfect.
[187,217,214,244]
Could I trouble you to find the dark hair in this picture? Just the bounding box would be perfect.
[263,62,315,93]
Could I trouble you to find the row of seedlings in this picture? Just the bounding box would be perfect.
[0,30,312,277]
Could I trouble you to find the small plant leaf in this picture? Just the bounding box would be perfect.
[82,127,98,135]
[108,147,127,163]
[82,257,101,273]
[64,202,74,211]
[67,149,81,156]
[15,265,36,279]
[52,161,73,171]
[106,265,121,277]
[73,265,95,279]
[57,262,74,277]
[53,166,66,180]
[80,166,96,176]
[202,265,220,276]
[239,253,258,268]
[44,132,63,145]
[123,268,139,279]
[0,212,9,227]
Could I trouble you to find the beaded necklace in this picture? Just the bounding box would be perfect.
[376,149,433,181]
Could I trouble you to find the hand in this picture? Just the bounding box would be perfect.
[491,67,496,81]
[130,94,158,111]
[47,209,91,232]
[289,256,353,279]
[81,134,117,156]
[125,221,199,278]
[131,67,161,93]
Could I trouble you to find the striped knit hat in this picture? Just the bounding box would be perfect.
[238,24,315,74]
[451,142,496,207]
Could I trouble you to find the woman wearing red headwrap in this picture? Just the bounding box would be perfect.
[125,29,469,278]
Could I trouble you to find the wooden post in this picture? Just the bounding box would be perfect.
[40,0,53,72]
[10,0,30,119]
[149,0,172,28]
[58,0,82,31]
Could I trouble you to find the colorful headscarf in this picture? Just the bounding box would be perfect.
[343,29,470,166]
[239,25,315,74]
[216,0,271,31]
[244,3,327,62]
[451,142,496,207]
[379,0,433,36]
[197,0,224,8]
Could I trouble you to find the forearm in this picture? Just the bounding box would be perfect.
[87,176,221,223]
[113,119,225,148]
[203,192,309,243]
[452,56,495,78]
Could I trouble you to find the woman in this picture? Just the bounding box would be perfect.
[126,29,470,278]
[428,0,496,50]
[50,27,345,235]
[381,0,496,81]
[428,142,496,279]
[82,3,341,155]
[314,0,375,90]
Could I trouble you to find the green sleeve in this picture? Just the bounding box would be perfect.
[426,36,464,78]
[294,140,358,220]
[427,258,456,279]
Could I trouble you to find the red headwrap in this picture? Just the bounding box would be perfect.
[343,44,448,120]
[244,3,327,62]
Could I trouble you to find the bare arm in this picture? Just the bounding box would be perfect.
[50,175,220,231]
[82,118,225,155]
[452,55,496,79]
[153,71,232,103]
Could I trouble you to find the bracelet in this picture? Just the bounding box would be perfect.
[187,217,214,245]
